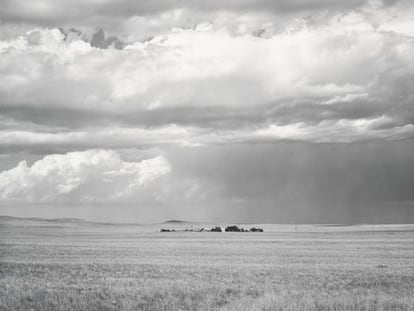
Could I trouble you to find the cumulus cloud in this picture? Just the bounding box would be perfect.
[0,150,171,204]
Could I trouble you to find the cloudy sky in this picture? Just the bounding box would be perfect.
[0,0,413,223]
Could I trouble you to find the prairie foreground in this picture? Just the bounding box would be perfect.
[1,218,414,311]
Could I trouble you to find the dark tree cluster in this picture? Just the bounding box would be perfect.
[211,227,222,232]
[225,225,264,232]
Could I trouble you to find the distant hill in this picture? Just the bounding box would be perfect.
[0,216,198,226]
[47,217,87,223]
[0,215,136,226]
[163,220,188,224]
[0,215,86,223]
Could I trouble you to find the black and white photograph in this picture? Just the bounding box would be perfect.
[0,0,414,309]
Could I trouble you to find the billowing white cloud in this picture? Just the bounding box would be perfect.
[2,23,405,111]
[0,150,171,204]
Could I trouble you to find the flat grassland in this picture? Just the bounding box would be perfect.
[1,217,414,311]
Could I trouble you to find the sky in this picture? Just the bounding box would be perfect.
[0,0,413,223]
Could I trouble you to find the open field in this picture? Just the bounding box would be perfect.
[1,217,414,311]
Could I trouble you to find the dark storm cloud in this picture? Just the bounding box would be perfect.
[167,141,414,223]
[0,105,113,129]
[0,96,406,129]
[0,0,385,26]
[89,28,125,49]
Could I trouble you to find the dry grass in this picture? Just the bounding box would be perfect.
[1,219,413,310]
